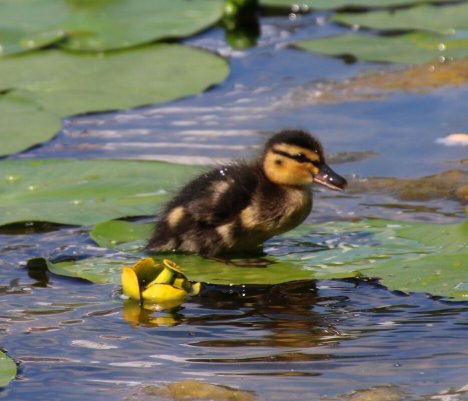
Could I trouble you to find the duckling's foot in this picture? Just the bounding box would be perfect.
[207,256,272,268]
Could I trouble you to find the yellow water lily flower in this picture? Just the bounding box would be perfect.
[121,257,201,304]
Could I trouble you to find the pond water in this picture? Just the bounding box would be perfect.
[2,11,468,401]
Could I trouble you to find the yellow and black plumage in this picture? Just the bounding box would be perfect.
[147,130,347,256]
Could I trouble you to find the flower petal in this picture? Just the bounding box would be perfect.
[147,266,174,286]
[133,257,162,286]
[163,259,184,274]
[121,266,141,300]
[190,282,202,296]
[142,283,187,301]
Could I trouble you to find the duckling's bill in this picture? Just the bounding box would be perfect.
[313,162,347,191]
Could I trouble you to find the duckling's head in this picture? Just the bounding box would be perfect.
[262,130,347,190]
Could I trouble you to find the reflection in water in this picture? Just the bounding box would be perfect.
[124,280,345,351]
[123,299,184,328]
[191,281,344,350]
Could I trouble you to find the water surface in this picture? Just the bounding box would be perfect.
[2,11,468,401]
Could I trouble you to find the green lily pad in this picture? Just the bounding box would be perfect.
[90,220,153,249]
[0,350,16,387]
[0,44,229,115]
[333,3,468,35]
[0,92,62,157]
[295,32,468,64]
[62,0,224,51]
[27,257,127,284]
[0,27,65,56]
[56,218,468,300]
[0,0,224,55]
[0,44,229,157]
[261,0,455,10]
[0,159,200,226]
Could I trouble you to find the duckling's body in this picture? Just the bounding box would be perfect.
[147,130,346,256]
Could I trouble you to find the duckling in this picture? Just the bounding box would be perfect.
[147,130,347,257]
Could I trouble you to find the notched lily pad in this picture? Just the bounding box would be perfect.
[0,350,17,387]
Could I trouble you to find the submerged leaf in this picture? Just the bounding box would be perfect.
[349,170,468,204]
[141,380,256,401]
[286,59,468,106]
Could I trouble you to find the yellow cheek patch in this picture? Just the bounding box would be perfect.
[310,165,319,176]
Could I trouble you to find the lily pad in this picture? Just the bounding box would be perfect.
[0,93,62,157]
[0,44,229,157]
[90,220,153,249]
[333,3,468,35]
[295,32,468,64]
[261,0,455,10]
[27,257,126,284]
[0,350,16,387]
[0,0,224,55]
[0,159,200,226]
[50,218,468,300]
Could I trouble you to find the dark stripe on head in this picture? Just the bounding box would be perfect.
[272,148,320,166]
[265,130,324,157]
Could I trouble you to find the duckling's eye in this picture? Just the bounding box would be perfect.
[272,148,318,165]
[293,153,309,163]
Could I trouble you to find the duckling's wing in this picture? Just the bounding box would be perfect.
[175,165,258,225]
